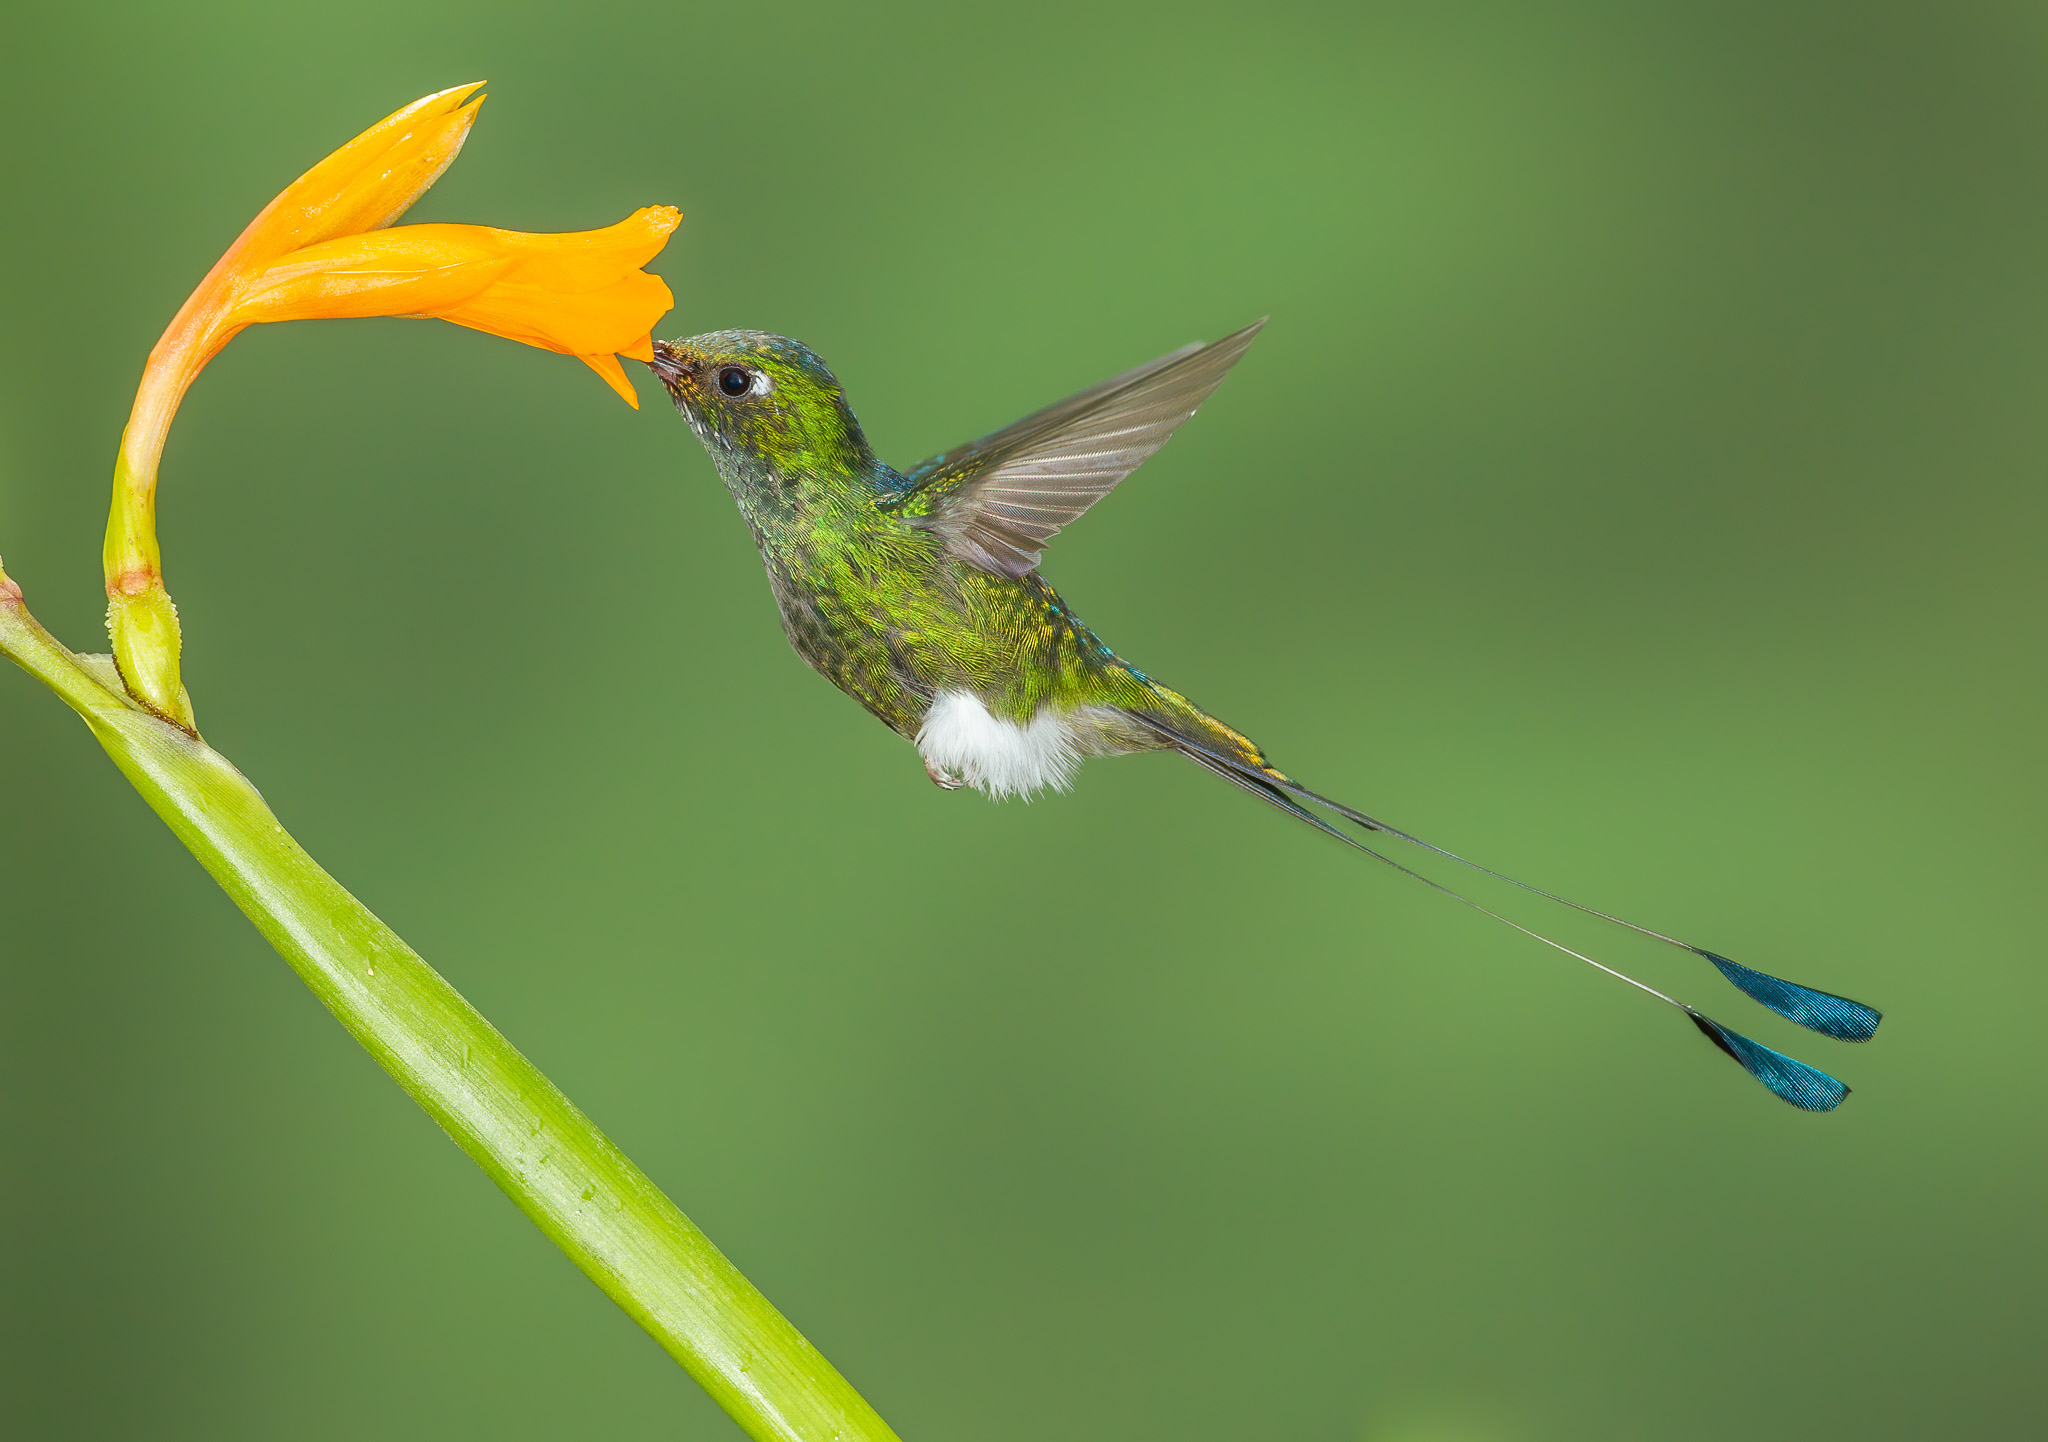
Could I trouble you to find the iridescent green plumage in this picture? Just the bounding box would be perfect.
[645,323,1882,1110]
[648,326,1273,785]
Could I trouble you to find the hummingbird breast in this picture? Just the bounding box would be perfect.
[750,506,1172,793]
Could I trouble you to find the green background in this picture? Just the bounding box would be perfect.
[3,3,2042,1438]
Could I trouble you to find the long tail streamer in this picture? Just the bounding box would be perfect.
[1280,782,1882,1043]
[1144,720,1881,1111]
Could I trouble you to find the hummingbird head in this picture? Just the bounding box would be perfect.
[646,331,876,491]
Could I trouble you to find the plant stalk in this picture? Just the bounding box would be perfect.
[0,573,899,1442]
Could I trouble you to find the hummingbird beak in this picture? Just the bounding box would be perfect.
[646,339,695,387]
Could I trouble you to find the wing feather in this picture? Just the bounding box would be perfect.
[887,319,1265,577]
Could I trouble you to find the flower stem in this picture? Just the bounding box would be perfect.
[0,572,900,1442]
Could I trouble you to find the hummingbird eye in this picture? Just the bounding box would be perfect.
[718,366,754,397]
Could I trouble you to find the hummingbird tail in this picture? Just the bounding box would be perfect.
[1122,708,1877,1111]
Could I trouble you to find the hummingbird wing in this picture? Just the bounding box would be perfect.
[886,319,1266,578]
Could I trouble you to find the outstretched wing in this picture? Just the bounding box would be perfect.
[885,319,1266,578]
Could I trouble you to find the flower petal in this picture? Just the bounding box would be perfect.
[433,268,676,356]
[262,224,516,276]
[580,353,640,408]
[242,84,487,265]
[233,224,518,324]
[314,102,486,237]
[232,256,515,325]
[489,207,682,292]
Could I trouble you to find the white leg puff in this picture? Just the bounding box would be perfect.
[915,690,1082,801]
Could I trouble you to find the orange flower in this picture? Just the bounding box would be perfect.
[225,211,678,406]
[105,83,680,726]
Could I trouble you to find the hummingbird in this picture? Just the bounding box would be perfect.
[645,321,1881,1109]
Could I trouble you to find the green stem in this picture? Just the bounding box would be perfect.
[0,572,900,1442]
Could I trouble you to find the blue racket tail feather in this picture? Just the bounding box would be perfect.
[1685,1011,1851,1111]
[1698,952,1882,1042]
[1272,781,1885,1043]
[1134,734,1881,1110]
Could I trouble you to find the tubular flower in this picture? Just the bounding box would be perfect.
[225,212,678,405]
[105,83,679,726]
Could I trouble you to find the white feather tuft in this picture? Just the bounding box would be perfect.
[915,690,1084,801]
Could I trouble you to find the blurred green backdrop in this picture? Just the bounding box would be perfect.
[3,3,2044,1438]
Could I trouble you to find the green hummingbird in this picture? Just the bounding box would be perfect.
[645,322,1880,1109]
